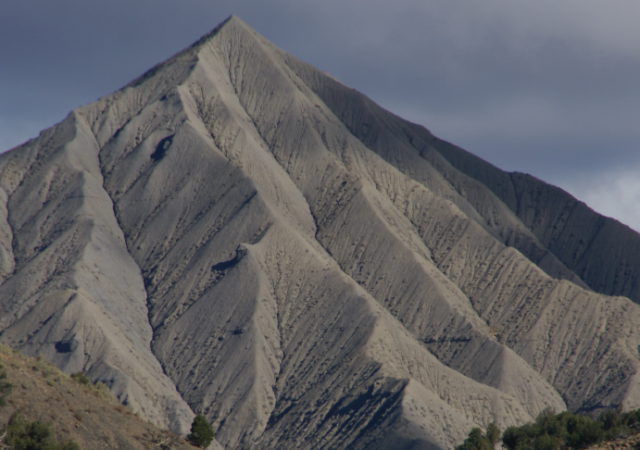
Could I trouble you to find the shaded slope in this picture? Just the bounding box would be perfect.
[427,139,640,305]
[271,34,640,412]
[283,53,588,291]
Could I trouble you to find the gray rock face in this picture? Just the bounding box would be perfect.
[422,139,640,304]
[1,15,639,450]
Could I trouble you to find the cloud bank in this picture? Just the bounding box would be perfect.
[1,0,638,233]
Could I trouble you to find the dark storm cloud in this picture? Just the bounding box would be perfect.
[1,0,639,230]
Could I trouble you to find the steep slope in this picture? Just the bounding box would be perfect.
[249,24,640,413]
[82,23,536,448]
[0,113,193,432]
[284,53,640,411]
[0,15,639,450]
[426,139,640,305]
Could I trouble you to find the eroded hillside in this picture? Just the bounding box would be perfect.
[0,15,639,450]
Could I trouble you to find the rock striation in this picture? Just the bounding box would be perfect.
[1,16,639,450]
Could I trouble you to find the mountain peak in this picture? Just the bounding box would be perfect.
[1,15,640,450]
[193,14,251,46]
[122,15,255,91]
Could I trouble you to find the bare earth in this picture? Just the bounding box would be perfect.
[0,345,203,450]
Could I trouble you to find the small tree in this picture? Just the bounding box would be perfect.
[486,423,501,447]
[187,414,214,448]
[456,424,501,450]
[566,415,603,449]
[502,424,534,450]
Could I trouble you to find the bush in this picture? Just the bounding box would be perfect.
[456,424,500,450]
[187,414,214,448]
[566,415,603,449]
[534,434,560,450]
[599,406,640,440]
[458,407,640,450]
[70,371,90,385]
[486,422,501,446]
[502,424,534,450]
[500,409,610,450]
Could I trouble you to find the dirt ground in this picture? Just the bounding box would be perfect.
[0,345,199,450]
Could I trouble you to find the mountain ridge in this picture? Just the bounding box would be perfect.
[0,15,639,450]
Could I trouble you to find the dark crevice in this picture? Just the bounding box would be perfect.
[54,340,75,353]
[509,172,522,217]
[150,134,174,162]
[210,258,239,272]
[423,337,471,344]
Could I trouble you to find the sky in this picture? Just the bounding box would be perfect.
[1,0,639,232]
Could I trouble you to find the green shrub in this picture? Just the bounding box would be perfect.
[599,406,640,440]
[187,414,215,448]
[502,424,535,450]
[533,434,560,450]
[92,380,111,398]
[70,371,90,386]
[499,408,613,450]
[566,415,603,449]
[535,410,569,439]
[486,423,501,446]
[456,424,500,450]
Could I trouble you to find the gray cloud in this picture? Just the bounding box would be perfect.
[1,0,639,231]
[561,160,640,233]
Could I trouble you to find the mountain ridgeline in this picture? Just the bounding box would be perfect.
[0,16,639,450]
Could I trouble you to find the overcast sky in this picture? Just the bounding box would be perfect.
[2,0,639,232]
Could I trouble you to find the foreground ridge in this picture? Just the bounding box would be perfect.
[0,345,209,450]
[0,16,639,450]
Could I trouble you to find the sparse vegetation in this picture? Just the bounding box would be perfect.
[501,409,604,450]
[458,407,640,450]
[599,406,640,440]
[1,412,80,450]
[187,414,214,448]
[0,345,200,450]
[455,423,500,450]
[0,364,13,407]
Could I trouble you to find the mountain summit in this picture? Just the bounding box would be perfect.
[1,16,640,450]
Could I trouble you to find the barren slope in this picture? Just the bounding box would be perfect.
[427,139,640,305]
[0,15,639,450]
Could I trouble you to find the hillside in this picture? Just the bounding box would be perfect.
[0,15,639,450]
[0,345,208,450]
[592,435,640,450]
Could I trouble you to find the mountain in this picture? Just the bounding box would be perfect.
[1,15,640,450]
